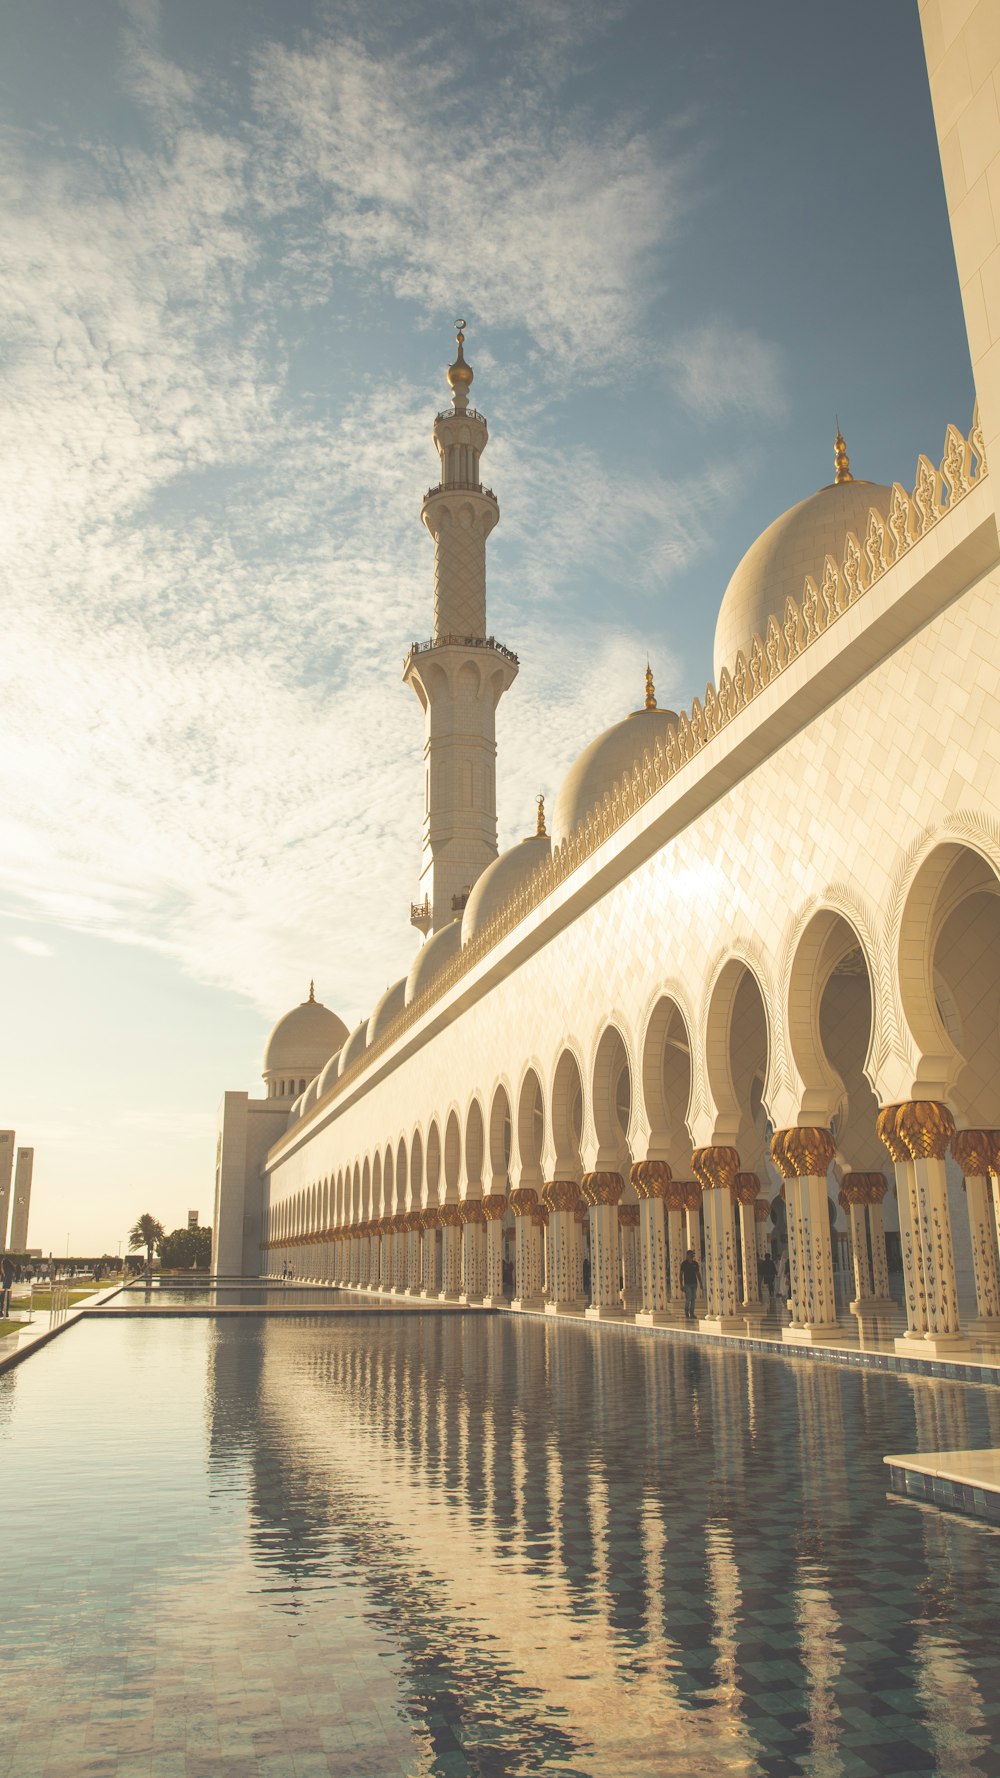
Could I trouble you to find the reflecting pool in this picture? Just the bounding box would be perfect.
[3,1314,1000,1777]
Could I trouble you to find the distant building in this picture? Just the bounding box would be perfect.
[187,1210,199,1231]
[215,12,1000,1358]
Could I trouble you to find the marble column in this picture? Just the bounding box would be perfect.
[481,1194,508,1305]
[439,1204,463,1300]
[734,1172,764,1313]
[877,1105,928,1338]
[406,1212,423,1295]
[619,1203,641,1313]
[664,1181,687,1316]
[459,1200,487,1302]
[865,1174,892,1303]
[691,1146,743,1331]
[633,1159,673,1326]
[421,1209,441,1295]
[542,1181,586,1315]
[771,1128,840,1343]
[754,1197,771,1261]
[581,1171,625,1320]
[951,1129,1000,1334]
[840,1173,876,1309]
[893,1101,962,1351]
[510,1188,544,1309]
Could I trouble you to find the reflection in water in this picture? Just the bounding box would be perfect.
[2,1315,1000,1775]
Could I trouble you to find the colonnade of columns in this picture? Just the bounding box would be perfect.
[261,1102,1000,1354]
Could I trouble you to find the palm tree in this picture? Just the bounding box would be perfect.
[128,1213,165,1266]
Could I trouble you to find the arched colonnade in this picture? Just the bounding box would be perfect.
[263,838,1000,1355]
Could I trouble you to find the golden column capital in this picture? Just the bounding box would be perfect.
[950,1128,999,1177]
[632,1159,673,1199]
[865,1171,889,1203]
[541,1180,585,1212]
[753,1196,771,1223]
[458,1199,487,1224]
[691,1145,740,1192]
[509,1187,539,1217]
[405,1210,424,1233]
[438,1203,464,1228]
[734,1170,760,1206]
[895,1100,956,1161]
[580,1170,625,1206]
[838,1171,869,1209]
[480,1193,508,1221]
[681,1181,702,1212]
[875,1104,909,1164]
[617,1203,640,1227]
[771,1126,835,1177]
[663,1180,688,1213]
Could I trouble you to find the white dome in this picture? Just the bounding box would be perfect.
[405,918,462,1006]
[262,991,348,1084]
[338,1019,368,1077]
[367,977,406,1045]
[462,834,551,944]
[551,706,677,848]
[713,477,892,682]
[317,1051,341,1098]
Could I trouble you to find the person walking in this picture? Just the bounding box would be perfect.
[680,1249,702,1321]
[1,1254,15,1318]
[758,1250,776,1310]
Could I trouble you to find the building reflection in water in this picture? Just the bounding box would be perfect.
[207,1316,1000,1777]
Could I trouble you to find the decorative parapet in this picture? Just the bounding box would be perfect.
[296,412,988,1132]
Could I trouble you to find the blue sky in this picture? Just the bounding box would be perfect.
[0,0,975,1254]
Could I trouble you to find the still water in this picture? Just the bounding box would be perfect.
[2,1314,1000,1778]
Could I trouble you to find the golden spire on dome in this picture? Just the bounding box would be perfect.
[834,421,853,485]
[308,979,316,1003]
[446,319,474,408]
[536,793,547,837]
[644,661,657,711]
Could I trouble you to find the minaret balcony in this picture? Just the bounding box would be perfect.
[404,634,519,670]
[410,895,433,936]
[423,480,497,503]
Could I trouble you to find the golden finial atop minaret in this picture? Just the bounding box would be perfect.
[308,979,316,1003]
[536,793,547,838]
[644,661,657,711]
[834,421,853,485]
[446,319,474,410]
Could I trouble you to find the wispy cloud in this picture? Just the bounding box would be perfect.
[0,2,779,1028]
[7,936,54,958]
[665,321,787,422]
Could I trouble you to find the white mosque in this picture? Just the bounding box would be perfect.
[213,4,1000,1360]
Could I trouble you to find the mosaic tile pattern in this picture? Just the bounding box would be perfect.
[4,1314,1000,1776]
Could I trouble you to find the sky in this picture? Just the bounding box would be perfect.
[0,0,976,1256]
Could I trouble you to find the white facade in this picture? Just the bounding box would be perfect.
[215,13,1000,1357]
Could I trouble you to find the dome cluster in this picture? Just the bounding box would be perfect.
[265,429,893,1127]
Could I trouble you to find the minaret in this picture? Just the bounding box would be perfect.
[404,324,518,934]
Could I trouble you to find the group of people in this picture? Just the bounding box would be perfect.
[678,1248,790,1321]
